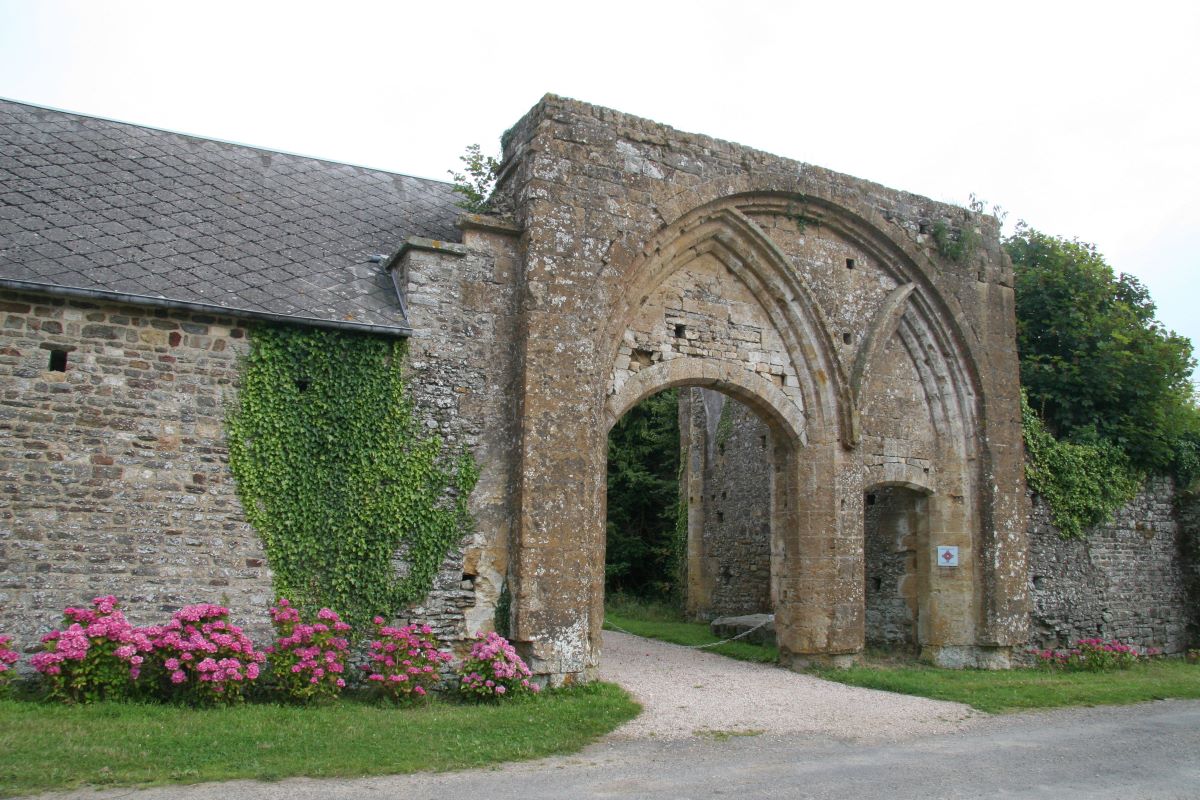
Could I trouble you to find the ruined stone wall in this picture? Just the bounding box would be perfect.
[1028,478,1194,654]
[496,94,1028,676]
[679,389,772,618]
[0,289,272,646]
[864,486,921,648]
[690,388,1197,654]
[1180,489,1200,644]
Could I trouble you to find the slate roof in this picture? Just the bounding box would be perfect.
[0,99,464,335]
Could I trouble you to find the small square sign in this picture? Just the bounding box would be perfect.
[937,546,959,567]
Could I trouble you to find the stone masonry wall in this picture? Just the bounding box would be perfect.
[681,389,772,618]
[0,238,522,655]
[693,385,1197,654]
[392,226,524,643]
[864,486,920,648]
[0,289,273,649]
[1179,489,1200,644]
[1028,477,1194,654]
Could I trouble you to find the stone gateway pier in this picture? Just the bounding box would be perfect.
[1,94,1051,681]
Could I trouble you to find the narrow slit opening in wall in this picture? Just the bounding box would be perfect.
[866,493,877,505]
[846,258,855,270]
[870,576,882,592]
[842,332,852,345]
[674,323,686,338]
[48,349,68,372]
[759,435,767,448]
[716,511,724,523]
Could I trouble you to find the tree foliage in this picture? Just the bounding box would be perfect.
[447,144,500,213]
[1007,226,1198,478]
[605,389,681,599]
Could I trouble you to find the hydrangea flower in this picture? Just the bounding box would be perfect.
[30,596,157,702]
[363,619,452,702]
[456,631,540,700]
[150,603,264,704]
[265,598,351,702]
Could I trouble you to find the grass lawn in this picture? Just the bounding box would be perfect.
[0,683,639,797]
[605,597,1200,714]
[809,659,1200,713]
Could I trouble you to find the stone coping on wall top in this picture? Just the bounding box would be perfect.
[456,213,523,236]
[392,237,469,260]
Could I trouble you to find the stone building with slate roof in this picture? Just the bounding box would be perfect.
[1,96,1194,680]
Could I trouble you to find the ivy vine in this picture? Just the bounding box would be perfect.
[715,400,734,451]
[673,455,689,606]
[226,326,478,628]
[1021,390,1142,539]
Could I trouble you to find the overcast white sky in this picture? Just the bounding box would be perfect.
[2,0,1197,380]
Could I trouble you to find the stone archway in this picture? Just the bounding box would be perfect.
[605,362,806,638]
[499,98,1028,683]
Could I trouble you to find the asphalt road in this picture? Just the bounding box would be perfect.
[23,699,1200,800]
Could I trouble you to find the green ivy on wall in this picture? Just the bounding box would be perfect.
[673,454,689,606]
[227,326,478,627]
[1021,390,1141,539]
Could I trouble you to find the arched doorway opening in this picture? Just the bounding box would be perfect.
[603,385,784,623]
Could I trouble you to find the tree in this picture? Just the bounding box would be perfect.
[1007,226,1197,475]
[447,144,499,213]
[605,389,680,599]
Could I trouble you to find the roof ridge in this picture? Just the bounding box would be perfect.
[0,95,455,187]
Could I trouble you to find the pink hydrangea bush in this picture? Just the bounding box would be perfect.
[265,598,351,703]
[0,634,20,694]
[362,618,453,701]
[29,596,156,703]
[456,631,540,700]
[149,603,264,705]
[1031,638,1158,671]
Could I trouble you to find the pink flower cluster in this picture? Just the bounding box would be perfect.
[1031,637,1157,671]
[29,596,156,701]
[152,603,264,704]
[265,598,351,702]
[0,634,19,689]
[457,631,539,699]
[363,617,453,701]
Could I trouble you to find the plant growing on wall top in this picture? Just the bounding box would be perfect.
[227,327,478,628]
[448,144,500,213]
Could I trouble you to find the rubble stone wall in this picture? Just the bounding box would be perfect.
[1028,478,1194,653]
[0,225,523,652]
[686,397,1198,655]
[0,289,272,646]
[678,389,772,619]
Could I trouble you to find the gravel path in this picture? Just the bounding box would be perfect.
[597,630,980,741]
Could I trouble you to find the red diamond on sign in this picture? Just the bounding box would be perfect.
[942,550,954,562]
[936,546,959,567]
